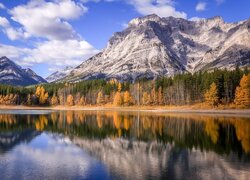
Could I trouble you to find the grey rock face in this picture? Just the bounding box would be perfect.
[46,66,74,83]
[0,56,47,86]
[61,14,250,82]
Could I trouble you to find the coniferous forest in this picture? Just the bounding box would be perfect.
[0,68,250,108]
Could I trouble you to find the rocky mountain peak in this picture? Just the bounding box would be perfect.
[0,56,47,86]
[58,15,250,82]
[128,14,161,26]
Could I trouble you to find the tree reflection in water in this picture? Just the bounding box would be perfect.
[0,111,250,179]
[0,111,250,154]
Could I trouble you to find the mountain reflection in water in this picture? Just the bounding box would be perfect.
[0,110,249,180]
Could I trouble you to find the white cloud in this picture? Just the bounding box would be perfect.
[0,39,98,67]
[22,40,99,66]
[0,3,5,9]
[9,0,87,40]
[0,17,9,27]
[0,16,29,40]
[0,0,98,72]
[0,44,31,59]
[196,2,207,12]
[128,0,187,18]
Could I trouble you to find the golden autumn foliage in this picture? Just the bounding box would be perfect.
[113,92,123,106]
[79,96,86,106]
[35,115,48,131]
[158,87,163,105]
[123,91,132,106]
[0,94,18,105]
[151,88,157,105]
[118,82,122,92]
[97,91,105,104]
[66,94,74,106]
[205,120,219,144]
[204,82,219,106]
[35,86,49,104]
[142,92,151,105]
[51,94,59,106]
[234,74,250,108]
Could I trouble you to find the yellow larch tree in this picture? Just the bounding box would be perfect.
[35,86,49,105]
[96,91,105,105]
[66,94,74,106]
[158,87,163,105]
[113,92,123,106]
[204,82,219,106]
[234,74,250,108]
[118,82,122,92]
[123,91,131,106]
[51,94,59,106]
[142,92,150,105]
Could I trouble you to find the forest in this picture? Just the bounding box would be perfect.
[0,67,250,108]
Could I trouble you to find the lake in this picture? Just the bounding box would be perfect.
[0,110,250,180]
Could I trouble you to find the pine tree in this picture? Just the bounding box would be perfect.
[113,92,122,106]
[234,74,250,107]
[204,82,219,106]
[27,94,31,105]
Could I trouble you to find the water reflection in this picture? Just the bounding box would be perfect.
[0,111,250,179]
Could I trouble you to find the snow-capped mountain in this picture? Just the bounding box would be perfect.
[46,66,74,83]
[61,14,250,82]
[0,56,47,86]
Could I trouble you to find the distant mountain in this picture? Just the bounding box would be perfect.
[60,14,250,82]
[46,66,74,83]
[0,56,47,86]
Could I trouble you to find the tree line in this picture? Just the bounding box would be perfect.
[0,67,250,108]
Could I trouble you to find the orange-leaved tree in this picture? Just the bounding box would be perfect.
[35,86,49,105]
[204,82,219,106]
[123,91,132,106]
[113,92,123,106]
[234,74,250,108]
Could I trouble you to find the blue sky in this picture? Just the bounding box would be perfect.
[0,0,249,78]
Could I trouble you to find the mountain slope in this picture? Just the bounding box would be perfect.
[60,14,250,82]
[0,56,47,86]
[46,66,74,83]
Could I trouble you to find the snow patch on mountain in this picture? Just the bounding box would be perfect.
[46,66,74,83]
[0,56,47,86]
[57,14,250,82]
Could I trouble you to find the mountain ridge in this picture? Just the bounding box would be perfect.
[0,56,47,86]
[59,14,250,82]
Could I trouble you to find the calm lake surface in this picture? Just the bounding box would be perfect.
[0,110,250,180]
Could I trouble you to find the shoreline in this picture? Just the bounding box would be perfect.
[0,105,250,115]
